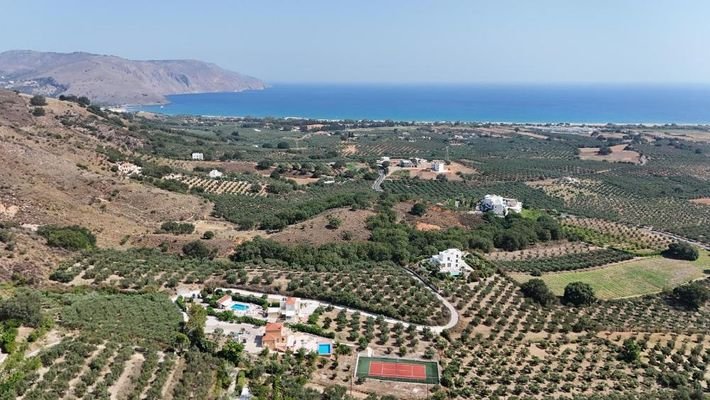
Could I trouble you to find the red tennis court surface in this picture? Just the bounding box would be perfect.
[368,361,427,380]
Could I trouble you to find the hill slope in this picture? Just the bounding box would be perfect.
[0,50,266,105]
[0,89,214,280]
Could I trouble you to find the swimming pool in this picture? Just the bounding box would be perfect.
[318,343,332,355]
[231,303,249,312]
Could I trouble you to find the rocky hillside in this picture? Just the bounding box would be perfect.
[0,50,266,105]
[0,89,214,281]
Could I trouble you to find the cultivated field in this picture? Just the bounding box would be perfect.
[510,253,709,299]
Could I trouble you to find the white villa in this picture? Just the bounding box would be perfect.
[191,152,204,160]
[479,194,523,217]
[430,248,471,276]
[208,169,223,179]
[431,161,446,173]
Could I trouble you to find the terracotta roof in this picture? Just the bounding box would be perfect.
[265,322,283,332]
[263,332,282,342]
[216,295,231,304]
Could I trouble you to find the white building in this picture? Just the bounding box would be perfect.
[280,297,299,321]
[479,194,523,217]
[208,169,223,179]
[430,249,470,276]
[191,152,204,160]
[116,162,142,176]
[431,161,446,173]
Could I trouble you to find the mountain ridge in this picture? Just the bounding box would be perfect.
[0,50,267,105]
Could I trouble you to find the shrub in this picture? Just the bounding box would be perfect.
[597,146,612,155]
[562,282,596,306]
[662,242,699,261]
[326,215,342,230]
[38,225,96,251]
[202,231,215,240]
[277,141,290,149]
[32,107,46,116]
[30,95,47,106]
[520,279,557,306]
[160,221,195,235]
[620,338,641,362]
[410,202,427,216]
[182,241,213,259]
[672,282,709,310]
[256,160,273,170]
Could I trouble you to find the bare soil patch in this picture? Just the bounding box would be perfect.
[394,201,481,230]
[388,161,477,181]
[341,144,358,155]
[690,197,710,206]
[109,351,145,400]
[578,144,642,164]
[270,208,375,246]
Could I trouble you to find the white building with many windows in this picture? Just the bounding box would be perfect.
[191,152,204,160]
[430,249,470,276]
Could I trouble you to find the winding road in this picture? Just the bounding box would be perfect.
[371,170,385,192]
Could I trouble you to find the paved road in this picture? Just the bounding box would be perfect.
[400,267,459,333]
[197,280,460,334]
[371,170,385,192]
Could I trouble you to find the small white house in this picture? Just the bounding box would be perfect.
[191,152,204,161]
[208,169,223,179]
[479,194,523,217]
[280,297,299,321]
[431,161,446,173]
[430,249,470,276]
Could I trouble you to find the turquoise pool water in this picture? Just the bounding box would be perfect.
[231,303,249,312]
[318,343,332,355]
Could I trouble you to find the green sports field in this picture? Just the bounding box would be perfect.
[356,356,439,384]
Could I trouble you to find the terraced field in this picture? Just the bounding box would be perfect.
[169,175,266,196]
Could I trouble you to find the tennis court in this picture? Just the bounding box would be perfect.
[356,356,439,384]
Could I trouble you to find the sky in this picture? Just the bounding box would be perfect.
[1,0,709,84]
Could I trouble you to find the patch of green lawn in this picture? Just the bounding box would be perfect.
[510,251,709,299]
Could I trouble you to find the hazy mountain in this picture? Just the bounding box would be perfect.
[0,50,266,105]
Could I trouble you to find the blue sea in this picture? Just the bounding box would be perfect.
[133,84,710,124]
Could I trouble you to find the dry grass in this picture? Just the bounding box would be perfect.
[578,144,642,164]
[270,207,375,246]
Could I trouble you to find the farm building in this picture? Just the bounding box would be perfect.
[378,156,391,166]
[431,161,446,173]
[191,152,204,160]
[479,194,523,217]
[430,248,471,276]
[262,322,287,351]
[208,169,223,179]
[399,159,414,168]
[216,294,231,309]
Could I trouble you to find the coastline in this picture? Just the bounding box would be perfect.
[122,84,710,126]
